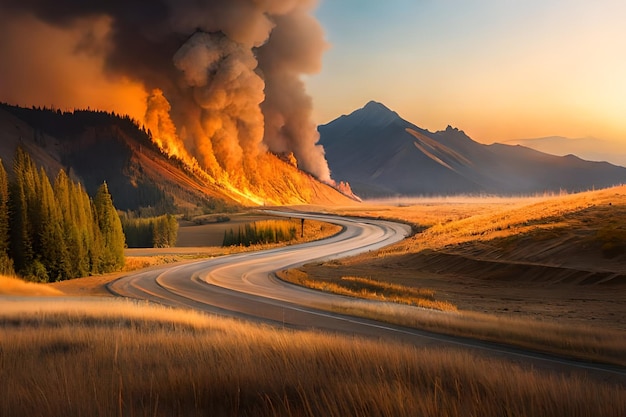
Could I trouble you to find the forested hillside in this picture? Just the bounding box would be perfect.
[0,103,239,213]
[0,104,355,211]
[0,147,125,281]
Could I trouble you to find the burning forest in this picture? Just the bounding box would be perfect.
[0,0,352,205]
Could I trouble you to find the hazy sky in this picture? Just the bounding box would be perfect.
[307,1,626,144]
[2,1,625,149]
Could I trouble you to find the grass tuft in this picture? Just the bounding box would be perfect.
[278,270,456,312]
[0,275,64,296]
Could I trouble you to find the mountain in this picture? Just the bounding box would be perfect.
[0,103,352,213]
[503,136,626,168]
[319,101,626,198]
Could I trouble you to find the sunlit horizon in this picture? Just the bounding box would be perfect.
[308,1,626,145]
[2,1,626,148]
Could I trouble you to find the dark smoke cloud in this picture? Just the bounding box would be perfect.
[0,0,332,183]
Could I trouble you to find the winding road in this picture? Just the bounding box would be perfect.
[110,211,411,327]
[109,211,626,383]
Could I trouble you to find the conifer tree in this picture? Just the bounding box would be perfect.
[55,170,90,277]
[38,167,69,281]
[3,148,127,280]
[79,185,103,274]
[94,182,125,271]
[166,214,178,247]
[0,160,13,275]
[9,147,36,277]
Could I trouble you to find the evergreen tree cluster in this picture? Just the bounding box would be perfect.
[0,148,125,282]
[223,220,297,247]
[122,214,178,248]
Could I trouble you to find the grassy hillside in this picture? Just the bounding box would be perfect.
[285,187,626,364]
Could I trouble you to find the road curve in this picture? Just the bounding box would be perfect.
[109,211,411,323]
[109,211,626,383]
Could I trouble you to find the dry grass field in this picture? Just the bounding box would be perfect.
[0,275,64,296]
[1,298,624,417]
[284,187,626,365]
[2,189,626,415]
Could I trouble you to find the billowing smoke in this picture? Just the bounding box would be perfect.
[0,0,333,185]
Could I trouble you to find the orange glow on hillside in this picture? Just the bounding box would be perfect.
[0,11,350,207]
[142,91,345,206]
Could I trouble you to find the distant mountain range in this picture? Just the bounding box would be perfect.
[318,101,626,198]
[503,136,626,168]
[0,104,351,213]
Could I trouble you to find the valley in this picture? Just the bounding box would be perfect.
[2,187,626,416]
[2,1,626,414]
[41,187,626,364]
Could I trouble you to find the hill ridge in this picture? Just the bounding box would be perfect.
[0,103,354,212]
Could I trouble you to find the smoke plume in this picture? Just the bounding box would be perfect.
[0,0,334,189]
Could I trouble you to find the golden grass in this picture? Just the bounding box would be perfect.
[283,186,626,366]
[373,186,626,256]
[0,275,63,296]
[278,270,625,367]
[330,301,626,367]
[278,270,456,312]
[122,255,186,272]
[1,299,624,417]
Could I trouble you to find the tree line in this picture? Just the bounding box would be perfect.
[121,214,178,248]
[0,148,125,281]
[223,220,297,247]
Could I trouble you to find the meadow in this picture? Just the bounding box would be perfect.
[2,188,626,415]
[284,186,626,366]
[1,298,624,417]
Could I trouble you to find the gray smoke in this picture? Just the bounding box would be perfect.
[0,0,333,183]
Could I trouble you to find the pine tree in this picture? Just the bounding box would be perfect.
[82,188,103,274]
[94,182,125,271]
[38,167,69,281]
[0,160,14,275]
[9,147,36,278]
[166,214,178,247]
[55,170,91,278]
[3,148,126,280]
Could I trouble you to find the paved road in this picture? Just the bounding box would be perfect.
[110,211,411,324]
[109,211,626,384]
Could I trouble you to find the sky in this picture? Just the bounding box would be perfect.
[307,0,626,145]
[1,0,625,151]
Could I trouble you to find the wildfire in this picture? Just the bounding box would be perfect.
[144,89,192,164]
[1,0,357,206]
